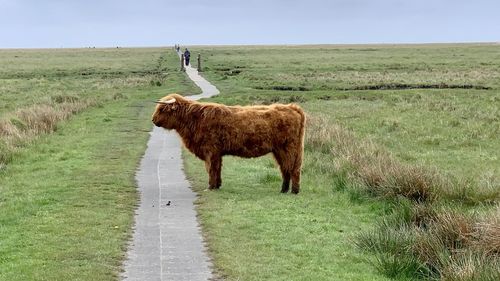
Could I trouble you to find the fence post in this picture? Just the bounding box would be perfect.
[197,53,202,72]
[180,54,185,71]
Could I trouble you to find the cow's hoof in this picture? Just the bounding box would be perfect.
[291,189,300,194]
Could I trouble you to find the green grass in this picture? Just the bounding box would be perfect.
[0,98,147,280]
[192,44,499,180]
[183,44,499,280]
[0,48,198,280]
[185,154,390,281]
[0,48,168,115]
[0,48,178,168]
[2,44,498,280]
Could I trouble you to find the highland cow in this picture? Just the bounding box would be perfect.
[152,93,306,194]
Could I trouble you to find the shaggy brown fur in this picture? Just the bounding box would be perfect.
[152,93,306,194]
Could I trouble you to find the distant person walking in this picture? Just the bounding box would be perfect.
[184,48,191,66]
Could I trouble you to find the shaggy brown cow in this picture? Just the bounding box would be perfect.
[152,93,306,194]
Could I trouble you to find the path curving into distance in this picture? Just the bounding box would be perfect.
[122,53,219,281]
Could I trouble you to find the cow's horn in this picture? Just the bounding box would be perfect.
[155,98,176,104]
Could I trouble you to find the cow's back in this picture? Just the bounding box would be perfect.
[217,104,304,157]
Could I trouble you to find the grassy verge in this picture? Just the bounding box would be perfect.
[183,44,499,280]
[0,48,171,169]
[306,115,499,280]
[355,203,500,280]
[184,152,390,281]
[0,48,198,280]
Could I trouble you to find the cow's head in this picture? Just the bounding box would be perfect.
[152,94,183,129]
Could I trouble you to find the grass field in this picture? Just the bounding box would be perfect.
[1,44,498,281]
[193,44,499,180]
[183,44,499,280]
[0,48,198,280]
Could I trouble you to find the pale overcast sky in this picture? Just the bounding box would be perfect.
[0,0,499,48]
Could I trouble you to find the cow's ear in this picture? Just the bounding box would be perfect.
[171,103,178,111]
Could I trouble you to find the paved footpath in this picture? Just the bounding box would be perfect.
[121,58,219,281]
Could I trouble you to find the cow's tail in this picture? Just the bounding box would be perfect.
[289,104,306,145]
[289,104,306,193]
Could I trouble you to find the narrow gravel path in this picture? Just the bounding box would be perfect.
[122,54,219,281]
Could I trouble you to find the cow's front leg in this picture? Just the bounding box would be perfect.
[206,154,222,190]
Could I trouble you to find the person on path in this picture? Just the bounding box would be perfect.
[184,48,191,66]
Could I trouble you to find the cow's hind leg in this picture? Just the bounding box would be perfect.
[273,150,291,193]
[291,149,303,194]
[280,170,291,193]
[206,154,222,190]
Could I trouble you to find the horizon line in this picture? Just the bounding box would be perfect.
[1,41,499,50]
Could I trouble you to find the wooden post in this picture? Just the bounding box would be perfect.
[180,54,185,71]
[197,53,202,72]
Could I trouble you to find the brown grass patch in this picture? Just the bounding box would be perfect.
[413,207,500,280]
[357,203,500,280]
[306,114,499,278]
[472,206,500,256]
[16,101,92,134]
[443,175,500,205]
[0,98,98,167]
[440,252,500,281]
[305,115,499,204]
[0,119,22,138]
[306,116,441,202]
[412,210,475,267]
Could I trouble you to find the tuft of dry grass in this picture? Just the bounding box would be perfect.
[440,252,500,281]
[357,203,500,280]
[358,161,441,202]
[305,115,499,204]
[16,101,93,134]
[443,175,500,205]
[0,98,98,167]
[307,114,500,279]
[412,210,475,271]
[306,115,442,202]
[472,206,500,256]
[418,208,500,280]
[0,119,22,138]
